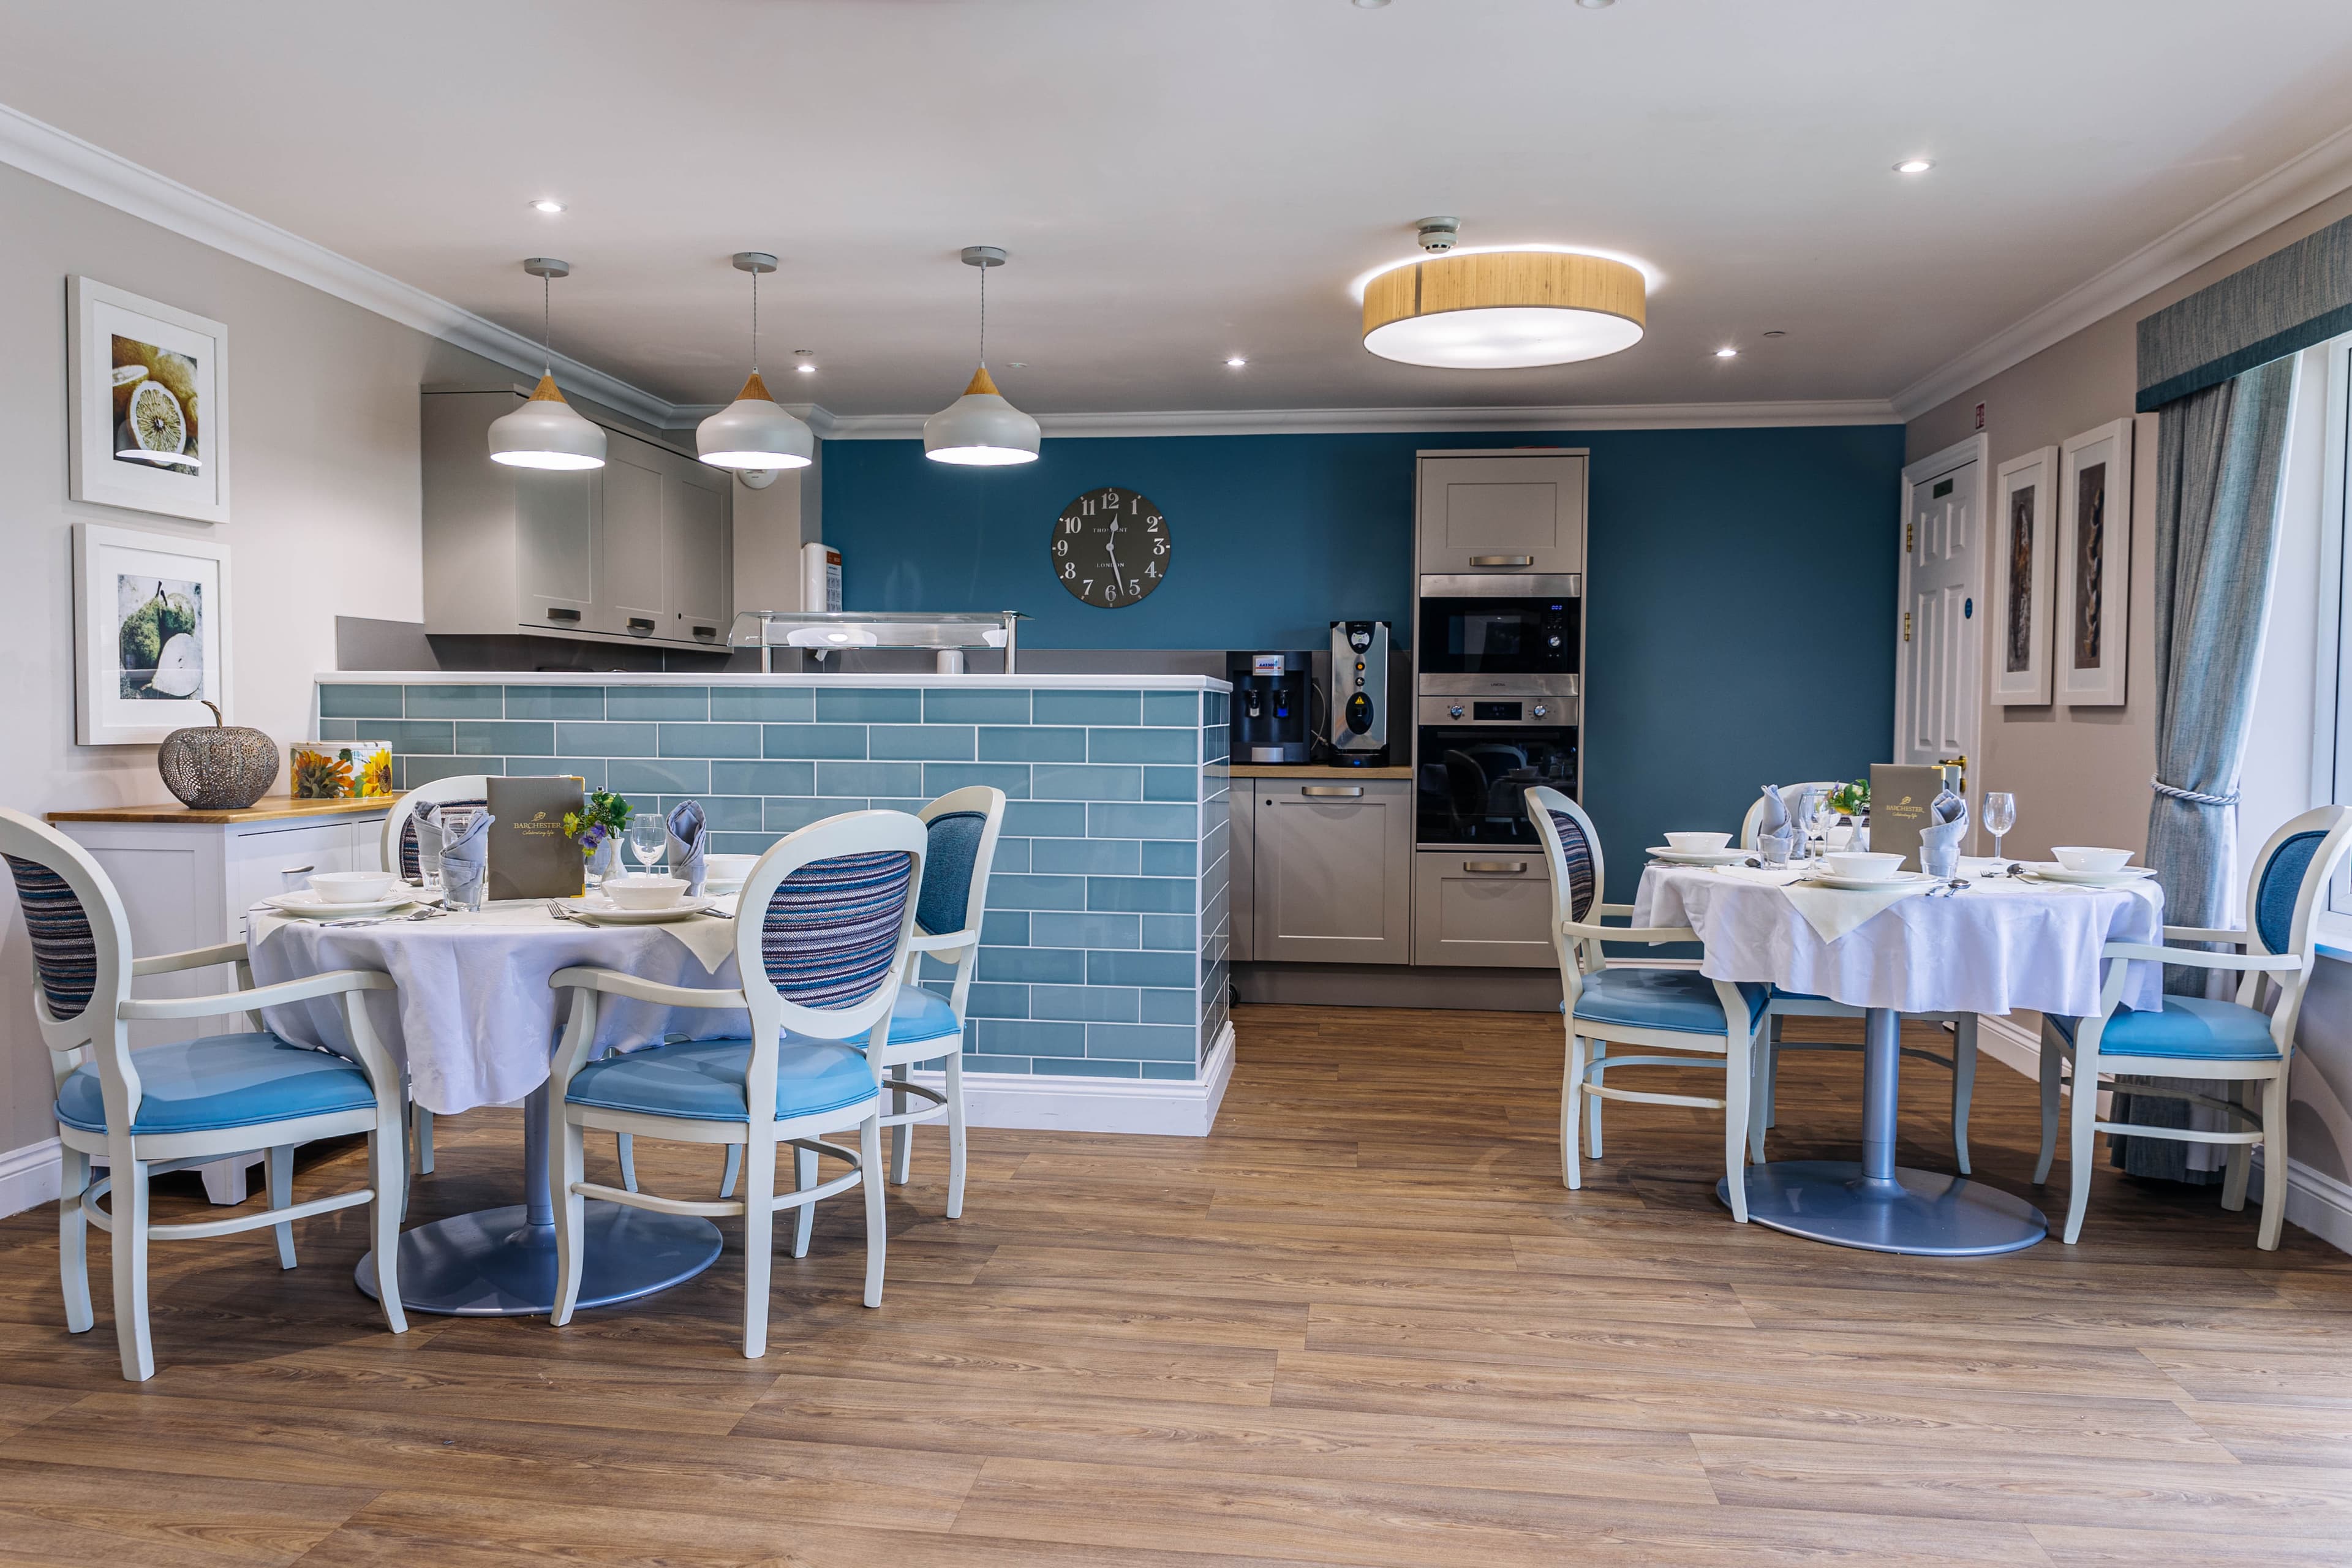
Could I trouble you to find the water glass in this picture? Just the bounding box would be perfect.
[444,860,486,911]
[628,812,668,874]
[1983,791,2017,862]
[1760,829,1794,869]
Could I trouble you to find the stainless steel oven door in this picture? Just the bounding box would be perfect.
[1415,723,1577,848]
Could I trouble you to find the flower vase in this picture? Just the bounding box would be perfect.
[584,838,617,888]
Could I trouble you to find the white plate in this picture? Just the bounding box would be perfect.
[2026,864,2158,887]
[262,889,434,919]
[1648,847,1749,865]
[1802,871,1939,892]
[570,895,717,925]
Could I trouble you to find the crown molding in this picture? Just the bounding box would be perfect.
[0,100,682,430]
[1891,123,2352,420]
[816,399,1899,440]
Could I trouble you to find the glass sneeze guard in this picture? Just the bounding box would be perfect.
[728,610,1023,671]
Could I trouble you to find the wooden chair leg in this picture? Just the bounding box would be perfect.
[1560,1029,1586,1189]
[791,1144,816,1257]
[110,1155,154,1382]
[368,1112,409,1336]
[2062,1049,2099,1245]
[1950,1015,1978,1177]
[551,1115,588,1327]
[888,1065,913,1185]
[741,1135,778,1359]
[717,1143,741,1200]
[615,1131,639,1194]
[58,1146,93,1335]
[2034,1030,2063,1185]
[1722,1037,1752,1224]
[1586,1041,1606,1159]
[267,1144,298,1270]
[944,1052,967,1221]
[2258,1074,2288,1252]
[859,1115,888,1309]
[2222,1079,2252,1213]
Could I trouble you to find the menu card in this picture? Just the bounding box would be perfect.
[1868,763,1961,872]
[486,775,587,900]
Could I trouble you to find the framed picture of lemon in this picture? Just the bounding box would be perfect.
[73,524,234,745]
[68,277,230,524]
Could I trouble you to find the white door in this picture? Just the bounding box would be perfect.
[1895,447,1983,783]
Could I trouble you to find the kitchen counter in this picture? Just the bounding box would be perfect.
[314,671,1229,691]
[1228,763,1412,780]
[48,794,404,826]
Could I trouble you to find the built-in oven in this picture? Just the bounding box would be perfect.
[1414,692,1578,848]
[1416,573,1581,679]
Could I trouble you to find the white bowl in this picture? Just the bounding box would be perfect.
[1665,832,1732,853]
[2051,846,2133,875]
[603,875,688,910]
[1822,852,1905,882]
[309,870,402,905]
[704,853,758,888]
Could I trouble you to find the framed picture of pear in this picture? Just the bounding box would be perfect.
[67,277,231,524]
[72,523,233,745]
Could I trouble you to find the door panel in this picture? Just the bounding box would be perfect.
[514,469,598,628]
[1253,782,1409,963]
[1417,454,1587,575]
[1895,459,1981,777]
[664,470,729,644]
[599,448,667,638]
[1411,850,1555,967]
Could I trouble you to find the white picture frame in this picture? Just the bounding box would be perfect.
[1991,446,2059,706]
[67,277,232,524]
[73,523,233,745]
[2056,418,2133,707]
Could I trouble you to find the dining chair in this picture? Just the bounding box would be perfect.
[2,807,410,1381]
[1527,786,1766,1221]
[546,809,924,1357]
[1741,778,1980,1173]
[2036,805,2352,1249]
[376,771,489,1177]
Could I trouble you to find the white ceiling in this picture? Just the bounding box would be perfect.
[7,0,2352,420]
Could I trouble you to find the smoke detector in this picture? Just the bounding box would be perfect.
[1415,216,1461,252]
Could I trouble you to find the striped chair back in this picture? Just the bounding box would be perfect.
[1526,786,1602,925]
[1,809,137,1074]
[4,853,98,1020]
[761,850,917,1008]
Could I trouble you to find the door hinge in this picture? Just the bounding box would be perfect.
[1905,521,1916,552]
[1903,611,1912,642]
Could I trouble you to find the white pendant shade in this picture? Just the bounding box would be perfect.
[696,372,813,470]
[923,366,1040,466]
[488,374,608,470]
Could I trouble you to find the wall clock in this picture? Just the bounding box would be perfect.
[1051,486,1170,608]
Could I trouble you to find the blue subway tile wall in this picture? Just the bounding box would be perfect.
[322,679,1225,1082]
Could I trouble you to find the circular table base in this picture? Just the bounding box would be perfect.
[1718,1161,2048,1257]
[355,1201,725,1317]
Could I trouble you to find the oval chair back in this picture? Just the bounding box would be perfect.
[734,810,929,1064]
[1526,785,1605,974]
[379,774,493,879]
[1739,782,1847,850]
[2236,803,2352,1051]
[1,807,138,1123]
[911,786,1006,990]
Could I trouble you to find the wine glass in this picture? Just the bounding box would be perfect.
[1982,791,2017,865]
[628,812,668,875]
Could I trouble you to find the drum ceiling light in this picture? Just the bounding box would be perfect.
[1359,219,1648,369]
[696,251,814,475]
[487,258,607,470]
[924,246,1039,466]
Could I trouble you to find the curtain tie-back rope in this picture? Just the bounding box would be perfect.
[2152,775,2239,807]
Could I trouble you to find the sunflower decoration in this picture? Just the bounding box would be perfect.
[290,745,353,799]
[355,746,393,797]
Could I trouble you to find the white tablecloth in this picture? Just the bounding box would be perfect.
[1631,860,2165,1019]
[247,900,748,1115]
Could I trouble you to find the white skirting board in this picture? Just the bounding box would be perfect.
[903,1021,1236,1137]
[0,1137,61,1218]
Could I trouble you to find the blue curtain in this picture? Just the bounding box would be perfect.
[2111,355,2297,1180]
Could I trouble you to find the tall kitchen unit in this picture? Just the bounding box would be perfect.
[1409,450,1588,968]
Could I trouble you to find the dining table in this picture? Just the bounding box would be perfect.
[245,894,748,1316]
[1632,856,2166,1257]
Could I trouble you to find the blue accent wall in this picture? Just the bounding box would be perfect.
[823,425,1907,895]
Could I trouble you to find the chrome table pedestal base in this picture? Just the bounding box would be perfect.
[356,1084,725,1316]
[1719,1006,2046,1257]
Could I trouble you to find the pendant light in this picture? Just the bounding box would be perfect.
[923,246,1039,466]
[488,258,608,469]
[696,251,814,473]
[1360,219,1646,369]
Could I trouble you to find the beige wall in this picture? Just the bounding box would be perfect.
[0,162,518,1155]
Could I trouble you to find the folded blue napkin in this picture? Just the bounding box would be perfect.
[1919,790,1969,876]
[666,800,707,896]
[440,810,494,907]
[407,800,445,881]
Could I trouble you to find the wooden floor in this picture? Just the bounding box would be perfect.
[2,1006,2351,1566]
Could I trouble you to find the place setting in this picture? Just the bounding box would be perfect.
[252,869,448,927]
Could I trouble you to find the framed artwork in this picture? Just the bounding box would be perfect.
[1990,447,2058,706]
[73,523,233,745]
[2055,418,2135,707]
[67,277,231,524]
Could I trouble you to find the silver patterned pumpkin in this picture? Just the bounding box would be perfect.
[157,701,280,809]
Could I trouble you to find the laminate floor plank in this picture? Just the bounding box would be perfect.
[0,1003,2341,1564]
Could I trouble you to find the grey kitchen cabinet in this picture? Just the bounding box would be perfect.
[1251,779,1411,965]
[424,386,732,648]
[1415,451,1588,578]
[1229,788,1256,961]
[1411,848,1557,967]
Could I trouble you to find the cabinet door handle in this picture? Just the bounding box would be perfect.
[1462,861,1526,874]
[279,864,316,875]
[1469,554,1534,568]
[1301,785,1363,797]
[626,617,656,635]
[545,607,582,623]
[692,625,717,640]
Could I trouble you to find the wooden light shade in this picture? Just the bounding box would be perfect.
[1361,251,1646,368]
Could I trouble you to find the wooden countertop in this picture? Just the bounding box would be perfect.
[48,794,406,826]
[1227,764,1413,780]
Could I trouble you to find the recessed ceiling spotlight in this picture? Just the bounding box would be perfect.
[1762,330,1787,339]
[1576,0,1615,8]
[1894,159,1934,175]
[1226,356,1248,368]
[794,349,816,372]
[1714,347,1739,359]
[530,198,565,214]
[1352,0,1390,8]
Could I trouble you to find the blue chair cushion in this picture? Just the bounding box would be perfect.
[565,1038,880,1123]
[1574,970,1769,1036]
[55,1033,377,1135]
[2049,996,2279,1060]
[916,811,987,937]
[889,987,961,1046]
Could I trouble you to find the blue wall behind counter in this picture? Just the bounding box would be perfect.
[823,424,1907,896]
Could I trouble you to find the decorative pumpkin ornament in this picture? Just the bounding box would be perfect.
[157,700,279,809]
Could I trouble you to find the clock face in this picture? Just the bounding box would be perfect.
[1052,486,1170,608]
